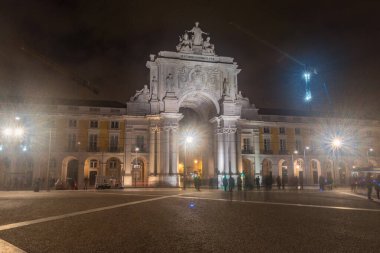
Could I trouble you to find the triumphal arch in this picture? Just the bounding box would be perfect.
[125,22,259,186]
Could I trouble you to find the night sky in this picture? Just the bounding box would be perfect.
[0,0,379,117]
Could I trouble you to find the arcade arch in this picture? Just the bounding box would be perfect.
[310,159,321,184]
[261,159,272,177]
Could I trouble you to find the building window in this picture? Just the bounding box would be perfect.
[110,121,119,129]
[264,138,271,151]
[109,135,119,152]
[136,135,144,150]
[109,160,117,169]
[90,159,98,168]
[243,138,250,151]
[295,128,301,135]
[69,119,77,128]
[280,139,287,151]
[263,127,270,134]
[279,127,286,134]
[68,134,77,151]
[89,134,98,151]
[295,139,302,152]
[90,120,98,128]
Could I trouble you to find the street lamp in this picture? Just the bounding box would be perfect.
[292,150,298,177]
[330,137,343,183]
[367,148,374,166]
[183,136,193,190]
[303,146,310,184]
[133,147,139,187]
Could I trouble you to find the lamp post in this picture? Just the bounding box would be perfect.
[303,146,310,184]
[331,137,342,183]
[367,148,374,166]
[183,136,193,190]
[46,128,52,192]
[133,147,139,187]
[291,150,298,181]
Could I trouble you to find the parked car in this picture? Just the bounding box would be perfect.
[96,183,111,190]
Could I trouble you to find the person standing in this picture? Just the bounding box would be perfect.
[228,176,235,192]
[319,175,325,191]
[255,176,260,190]
[222,175,228,192]
[276,176,281,190]
[299,175,304,190]
[84,177,88,190]
[237,175,242,191]
[375,175,380,200]
[366,173,373,200]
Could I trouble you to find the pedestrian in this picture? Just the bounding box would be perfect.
[222,175,228,192]
[375,175,380,200]
[84,177,88,190]
[294,176,299,190]
[319,175,325,191]
[327,176,333,190]
[299,175,304,190]
[366,173,373,200]
[237,175,242,191]
[268,172,273,190]
[228,175,235,192]
[276,175,281,190]
[255,176,260,190]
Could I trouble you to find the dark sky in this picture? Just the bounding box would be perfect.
[0,0,379,117]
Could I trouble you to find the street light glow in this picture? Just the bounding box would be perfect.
[369,148,374,152]
[185,136,193,143]
[3,128,12,136]
[331,138,342,148]
[14,128,24,137]
[294,150,298,154]
[135,147,140,152]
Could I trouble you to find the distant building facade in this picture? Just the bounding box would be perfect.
[1,23,379,189]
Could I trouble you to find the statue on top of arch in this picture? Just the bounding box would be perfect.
[176,22,215,55]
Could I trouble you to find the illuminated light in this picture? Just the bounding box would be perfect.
[186,136,193,143]
[189,202,196,209]
[369,148,374,152]
[14,128,24,137]
[3,128,12,136]
[294,150,298,154]
[0,145,3,151]
[135,147,140,152]
[331,138,342,148]
[22,146,27,152]
[305,146,310,150]
[304,91,312,102]
[15,116,20,121]
[194,160,198,164]
[303,72,311,82]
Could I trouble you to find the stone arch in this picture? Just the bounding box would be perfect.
[261,158,272,177]
[310,159,321,184]
[242,158,253,175]
[62,156,79,189]
[322,159,333,179]
[84,156,100,186]
[131,156,147,187]
[178,91,220,120]
[278,159,289,179]
[105,157,122,187]
[338,161,348,185]
[293,158,304,178]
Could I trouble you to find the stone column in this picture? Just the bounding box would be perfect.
[217,129,224,174]
[236,129,242,174]
[230,130,237,174]
[224,131,229,174]
[171,127,179,175]
[164,128,170,175]
[149,128,155,175]
[77,159,84,189]
[253,130,261,175]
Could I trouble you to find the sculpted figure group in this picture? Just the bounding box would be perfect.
[176,22,215,55]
